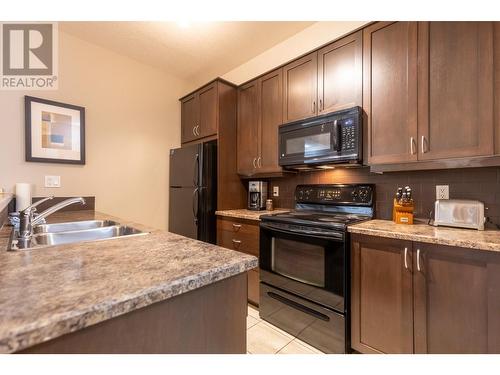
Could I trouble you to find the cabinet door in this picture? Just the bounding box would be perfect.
[318,30,362,115]
[351,234,414,354]
[198,82,218,138]
[413,243,500,353]
[181,94,198,143]
[417,22,494,160]
[237,80,260,176]
[364,22,418,165]
[259,69,283,173]
[282,52,318,123]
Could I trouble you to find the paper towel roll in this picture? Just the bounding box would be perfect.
[16,183,32,212]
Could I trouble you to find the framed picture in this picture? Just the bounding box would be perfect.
[25,96,85,164]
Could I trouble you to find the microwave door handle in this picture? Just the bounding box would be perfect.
[260,222,343,240]
[332,120,340,151]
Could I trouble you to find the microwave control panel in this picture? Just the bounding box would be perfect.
[340,118,357,151]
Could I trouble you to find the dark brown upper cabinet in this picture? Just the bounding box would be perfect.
[364,21,418,165]
[367,21,498,171]
[237,79,260,176]
[258,69,283,174]
[237,69,283,177]
[417,22,494,161]
[318,30,362,115]
[282,52,318,123]
[180,80,224,144]
[181,93,198,144]
[198,82,218,139]
[352,234,500,354]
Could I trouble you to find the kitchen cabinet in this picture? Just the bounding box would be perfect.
[180,79,230,144]
[417,22,494,160]
[282,52,318,123]
[351,235,414,354]
[317,30,362,115]
[217,216,260,306]
[363,21,418,165]
[237,79,260,176]
[237,69,283,176]
[366,21,496,170]
[351,234,500,354]
[413,242,500,353]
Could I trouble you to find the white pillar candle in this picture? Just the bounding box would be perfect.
[15,183,32,212]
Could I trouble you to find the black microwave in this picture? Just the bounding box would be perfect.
[278,106,362,169]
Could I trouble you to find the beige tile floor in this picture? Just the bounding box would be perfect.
[246,305,324,354]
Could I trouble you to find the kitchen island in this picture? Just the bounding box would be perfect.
[0,211,257,354]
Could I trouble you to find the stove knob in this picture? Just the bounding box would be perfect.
[358,188,369,202]
[298,189,304,200]
[351,190,358,201]
[305,190,311,200]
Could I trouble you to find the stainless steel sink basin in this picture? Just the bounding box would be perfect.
[33,220,119,234]
[31,225,146,247]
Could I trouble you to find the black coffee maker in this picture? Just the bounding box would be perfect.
[248,181,268,211]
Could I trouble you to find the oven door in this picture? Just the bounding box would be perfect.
[259,222,346,313]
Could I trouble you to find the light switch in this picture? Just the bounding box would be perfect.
[273,186,279,197]
[45,175,61,188]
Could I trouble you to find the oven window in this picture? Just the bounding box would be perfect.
[271,237,325,287]
[286,132,331,156]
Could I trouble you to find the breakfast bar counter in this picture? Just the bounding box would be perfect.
[0,211,257,354]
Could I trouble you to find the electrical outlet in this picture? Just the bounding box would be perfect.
[45,175,61,188]
[436,185,449,200]
[273,186,279,197]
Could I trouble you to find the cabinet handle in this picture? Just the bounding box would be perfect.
[232,223,241,230]
[319,99,323,111]
[253,158,257,169]
[312,101,316,113]
[417,248,421,272]
[257,157,262,168]
[232,239,242,247]
[410,137,416,155]
[196,125,200,136]
[421,136,427,153]
[192,126,197,136]
[404,247,408,269]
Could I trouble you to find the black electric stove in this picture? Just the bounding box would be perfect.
[258,184,375,354]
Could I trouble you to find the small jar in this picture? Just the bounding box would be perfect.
[266,199,273,211]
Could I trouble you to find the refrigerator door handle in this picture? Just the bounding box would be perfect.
[193,153,199,186]
[192,187,199,224]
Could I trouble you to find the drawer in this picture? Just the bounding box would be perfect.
[217,217,259,236]
[248,268,260,306]
[217,229,259,257]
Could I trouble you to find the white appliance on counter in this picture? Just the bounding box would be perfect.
[433,199,486,230]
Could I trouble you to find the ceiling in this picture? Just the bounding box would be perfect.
[60,21,315,85]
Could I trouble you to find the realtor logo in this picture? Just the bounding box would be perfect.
[0,22,58,90]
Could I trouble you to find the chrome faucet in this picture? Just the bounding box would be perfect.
[17,197,86,247]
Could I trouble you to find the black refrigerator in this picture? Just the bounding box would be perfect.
[168,140,217,244]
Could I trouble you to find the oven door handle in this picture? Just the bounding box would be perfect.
[267,292,330,322]
[259,222,344,240]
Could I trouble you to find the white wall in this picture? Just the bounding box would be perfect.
[0,31,190,230]
[221,21,369,84]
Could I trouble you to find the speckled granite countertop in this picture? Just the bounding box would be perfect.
[0,210,257,353]
[215,208,290,221]
[348,219,500,252]
[0,193,13,213]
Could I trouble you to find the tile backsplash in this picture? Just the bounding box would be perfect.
[266,167,500,227]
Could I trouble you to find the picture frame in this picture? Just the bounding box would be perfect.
[25,96,86,165]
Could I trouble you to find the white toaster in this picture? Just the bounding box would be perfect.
[433,199,486,231]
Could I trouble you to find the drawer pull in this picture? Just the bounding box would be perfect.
[232,239,242,247]
[267,292,330,322]
[232,223,242,230]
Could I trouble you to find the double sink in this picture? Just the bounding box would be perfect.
[10,219,147,250]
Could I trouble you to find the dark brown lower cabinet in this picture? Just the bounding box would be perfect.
[413,242,500,353]
[351,234,500,354]
[217,216,260,306]
[351,235,414,353]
